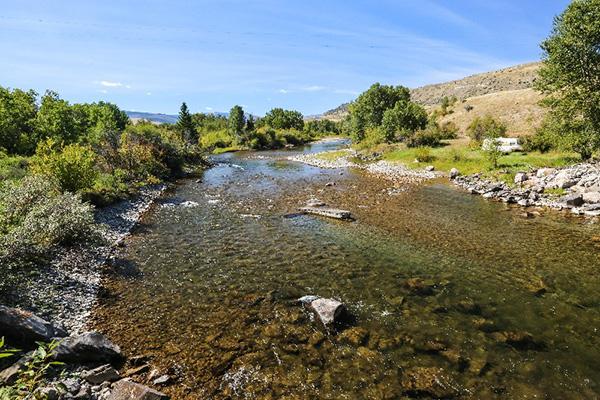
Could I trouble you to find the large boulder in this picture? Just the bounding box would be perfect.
[0,306,67,345]
[108,379,169,400]
[309,298,347,327]
[53,332,122,363]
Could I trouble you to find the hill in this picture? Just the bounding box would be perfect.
[321,62,544,135]
[126,111,179,124]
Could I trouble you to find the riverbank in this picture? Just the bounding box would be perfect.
[1,184,167,334]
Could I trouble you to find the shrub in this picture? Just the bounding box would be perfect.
[415,147,434,163]
[520,132,555,153]
[31,139,97,193]
[83,170,129,206]
[199,129,234,150]
[467,115,507,144]
[438,121,458,140]
[354,127,387,150]
[0,176,102,263]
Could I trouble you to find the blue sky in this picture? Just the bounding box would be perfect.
[0,0,570,116]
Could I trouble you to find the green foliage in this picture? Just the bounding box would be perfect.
[0,152,29,183]
[482,138,502,169]
[228,105,245,142]
[414,147,434,163]
[31,139,97,193]
[262,108,304,130]
[83,170,129,206]
[348,83,411,141]
[536,0,600,160]
[381,101,428,142]
[0,337,21,360]
[467,115,507,144]
[176,102,196,143]
[439,96,457,116]
[354,127,387,150]
[0,87,38,154]
[304,119,340,135]
[35,91,79,145]
[0,176,101,263]
[200,129,234,150]
[9,340,65,399]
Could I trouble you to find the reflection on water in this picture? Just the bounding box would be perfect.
[93,139,600,399]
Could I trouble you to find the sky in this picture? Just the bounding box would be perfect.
[0,0,571,116]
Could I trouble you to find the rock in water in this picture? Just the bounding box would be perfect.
[53,332,122,363]
[108,380,169,400]
[0,306,67,344]
[310,298,347,327]
[400,367,457,398]
[298,295,320,304]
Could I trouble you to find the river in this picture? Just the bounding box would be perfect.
[92,139,600,399]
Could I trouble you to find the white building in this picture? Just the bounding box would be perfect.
[482,137,523,153]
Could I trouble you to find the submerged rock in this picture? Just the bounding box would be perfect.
[403,278,436,296]
[108,379,169,400]
[491,331,543,350]
[400,367,458,398]
[53,332,122,363]
[0,305,67,344]
[337,327,369,347]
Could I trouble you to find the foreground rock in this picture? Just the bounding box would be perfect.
[299,296,348,327]
[0,305,67,344]
[53,331,122,363]
[108,379,169,400]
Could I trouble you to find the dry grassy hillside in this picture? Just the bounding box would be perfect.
[321,62,545,135]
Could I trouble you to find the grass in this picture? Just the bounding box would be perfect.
[212,146,242,155]
[379,139,579,177]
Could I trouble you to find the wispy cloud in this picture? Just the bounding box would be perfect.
[302,85,325,92]
[146,92,152,96]
[278,89,288,94]
[205,106,213,111]
[100,80,123,87]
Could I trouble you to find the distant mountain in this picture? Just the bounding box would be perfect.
[126,111,179,124]
[320,62,544,135]
[126,110,229,124]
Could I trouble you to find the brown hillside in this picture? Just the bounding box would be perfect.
[321,62,545,135]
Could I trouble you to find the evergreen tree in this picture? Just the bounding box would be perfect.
[228,105,245,142]
[176,102,196,144]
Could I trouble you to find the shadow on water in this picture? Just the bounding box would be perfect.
[92,139,600,399]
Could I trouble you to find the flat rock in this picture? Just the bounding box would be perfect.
[108,379,169,400]
[53,332,122,363]
[82,364,120,384]
[309,298,347,327]
[0,305,67,345]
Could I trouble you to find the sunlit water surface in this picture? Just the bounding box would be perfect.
[93,139,600,399]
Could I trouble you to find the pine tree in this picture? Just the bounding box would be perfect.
[176,102,196,143]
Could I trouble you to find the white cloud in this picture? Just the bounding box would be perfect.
[302,85,325,92]
[125,84,132,89]
[205,106,213,111]
[278,89,288,94]
[100,80,123,87]
[146,92,152,96]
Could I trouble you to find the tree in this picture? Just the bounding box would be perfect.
[348,83,410,141]
[0,86,38,154]
[228,105,245,141]
[466,115,507,144]
[245,115,255,133]
[381,101,428,142]
[535,0,600,160]
[35,91,78,145]
[176,102,196,144]
[262,108,304,130]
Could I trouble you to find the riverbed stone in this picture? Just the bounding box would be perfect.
[400,367,457,398]
[563,194,584,207]
[425,165,435,172]
[536,167,555,178]
[403,278,435,296]
[108,379,169,400]
[337,327,369,346]
[491,331,543,350]
[0,351,32,385]
[82,364,120,384]
[449,168,459,179]
[514,172,528,184]
[309,298,347,327]
[53,331,122,363]
[583,191,600,204]
[0,306,67,345]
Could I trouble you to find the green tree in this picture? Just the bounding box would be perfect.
[0,87,38,154]
[348,83,410,141]
[535,0,600,160]
[245,114,255,133]
[381,101,428,142]
[466,115,507,144]
[228,105,245,141]
[262,108,304,130]
[176,102,196,144]
[35,91,79,145]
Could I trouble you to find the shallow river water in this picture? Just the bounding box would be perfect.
[92,139,600,399]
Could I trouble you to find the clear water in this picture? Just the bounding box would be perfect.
[92,139,600,399]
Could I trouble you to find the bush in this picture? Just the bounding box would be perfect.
[520,132,555,153]
[0,176,102,263]
[83,170,129,206]
[354,127,387,150]
[31,139,97,193]
[199,129,234,150]
[467,115,507,144]
[415,147,434,163]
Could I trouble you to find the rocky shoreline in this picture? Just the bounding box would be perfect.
[3,184,167,335]
[289,149,440,184]
[453,162,600,217]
